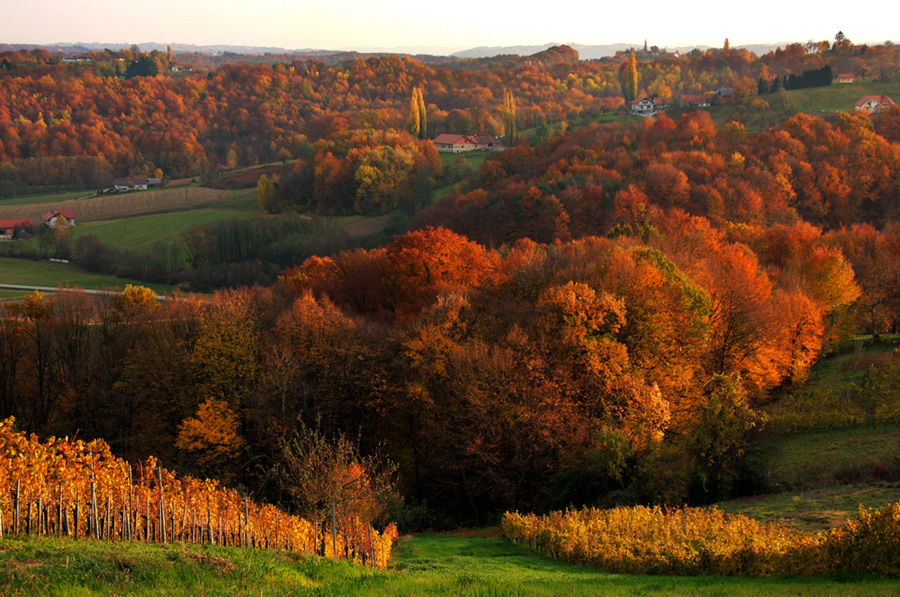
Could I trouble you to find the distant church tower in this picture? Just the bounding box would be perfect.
[643,39,648,52]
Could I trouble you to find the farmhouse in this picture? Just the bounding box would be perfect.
[630,96,658,116]
[835,73,856,84]
[0,219,33,240]
[42,210,75,228]
[432,134,501,153]
[679,94,712,108]
[854,95,896,113]
[113,177,163,192]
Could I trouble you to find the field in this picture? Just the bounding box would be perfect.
[0,187,225,223]
[0,257,174,295]
[785,80,900,114]
[3,533,899,596]
[719,485,900,532]
[0,189,94,206]
[757,423,900,490]
[70,189,259,251]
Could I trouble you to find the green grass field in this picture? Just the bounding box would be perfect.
[0,189,94,207]
[72,197,258,251]
[719,485,900,532]
[0,257,173,295]
[3,533,899,596]
[785,80,900,114]
[757,423,900,490]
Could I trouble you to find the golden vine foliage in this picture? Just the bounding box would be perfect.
[0,417,396,568]
[502,504,900,576]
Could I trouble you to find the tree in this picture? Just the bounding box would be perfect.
[417,87,427,140]
[621,49,639,103]
[686,374,761,501]
[501,88,517,142]
[278,423,398,526]
[257,173,278,213]
[409,89,421,138]
[724,38,731,52]
[175,397,245,481]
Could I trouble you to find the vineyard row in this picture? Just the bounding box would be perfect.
[0,417,397,568]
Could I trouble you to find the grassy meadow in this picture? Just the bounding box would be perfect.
[3,532,900,596]
[719,485,900,532]
[70,188,259,251]
[0,257,174,295]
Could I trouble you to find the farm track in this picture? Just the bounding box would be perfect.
[0,187,224,222]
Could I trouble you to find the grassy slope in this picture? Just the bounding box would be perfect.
[3,534,900,596]
[786,80,900,113]
[0,257,173,295]
[719,485,900,532]
[759,423,900,489]
[0,190,93,207]
[71,188,258,251]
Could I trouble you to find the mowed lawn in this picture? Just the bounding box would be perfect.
[0,257,173,294]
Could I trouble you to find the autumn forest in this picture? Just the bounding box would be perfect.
[3,38,900,533]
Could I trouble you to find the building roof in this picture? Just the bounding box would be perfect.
[432,133,470,145]
[42,209,75,222]
[855,95,896,107]
[472,134,499,145]
[679,94,711,105]
[0,219,33,228]
[630,96,655,105]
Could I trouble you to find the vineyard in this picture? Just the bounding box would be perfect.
[0,187,224,223]
[502,504,900,576]
[0,418,398,569]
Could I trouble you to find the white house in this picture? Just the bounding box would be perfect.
[630,96,657,116]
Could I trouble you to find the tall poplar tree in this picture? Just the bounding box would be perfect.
[409,89,421,138]
[502,88,516,142]
[622,50,639,103]
[416,87,427,140]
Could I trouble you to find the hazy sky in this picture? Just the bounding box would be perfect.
[1,0,893,54]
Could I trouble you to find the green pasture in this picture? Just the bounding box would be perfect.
[758,423,900,490]
[3,533,900,596]
[0,189,94,207]
[0,257,173,295]
[719,485,900,532]
[785,80,900,113]
[66,188,257,250]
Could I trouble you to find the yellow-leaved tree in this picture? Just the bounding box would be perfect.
[176,397,245,479]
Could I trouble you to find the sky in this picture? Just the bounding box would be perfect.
[1,0,894,55]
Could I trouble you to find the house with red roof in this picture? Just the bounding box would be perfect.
[42,209,75,228]
[432,133,502,153]
[854,95,896,113]
[630,96,658,116]
[0,219,33,240]
[835,73,856,84]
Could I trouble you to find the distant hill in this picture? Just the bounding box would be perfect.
[452,42,792,59]
[0,40,804,61]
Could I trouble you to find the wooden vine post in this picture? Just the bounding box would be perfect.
[331,502,337,559]
[157,466,166,543]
